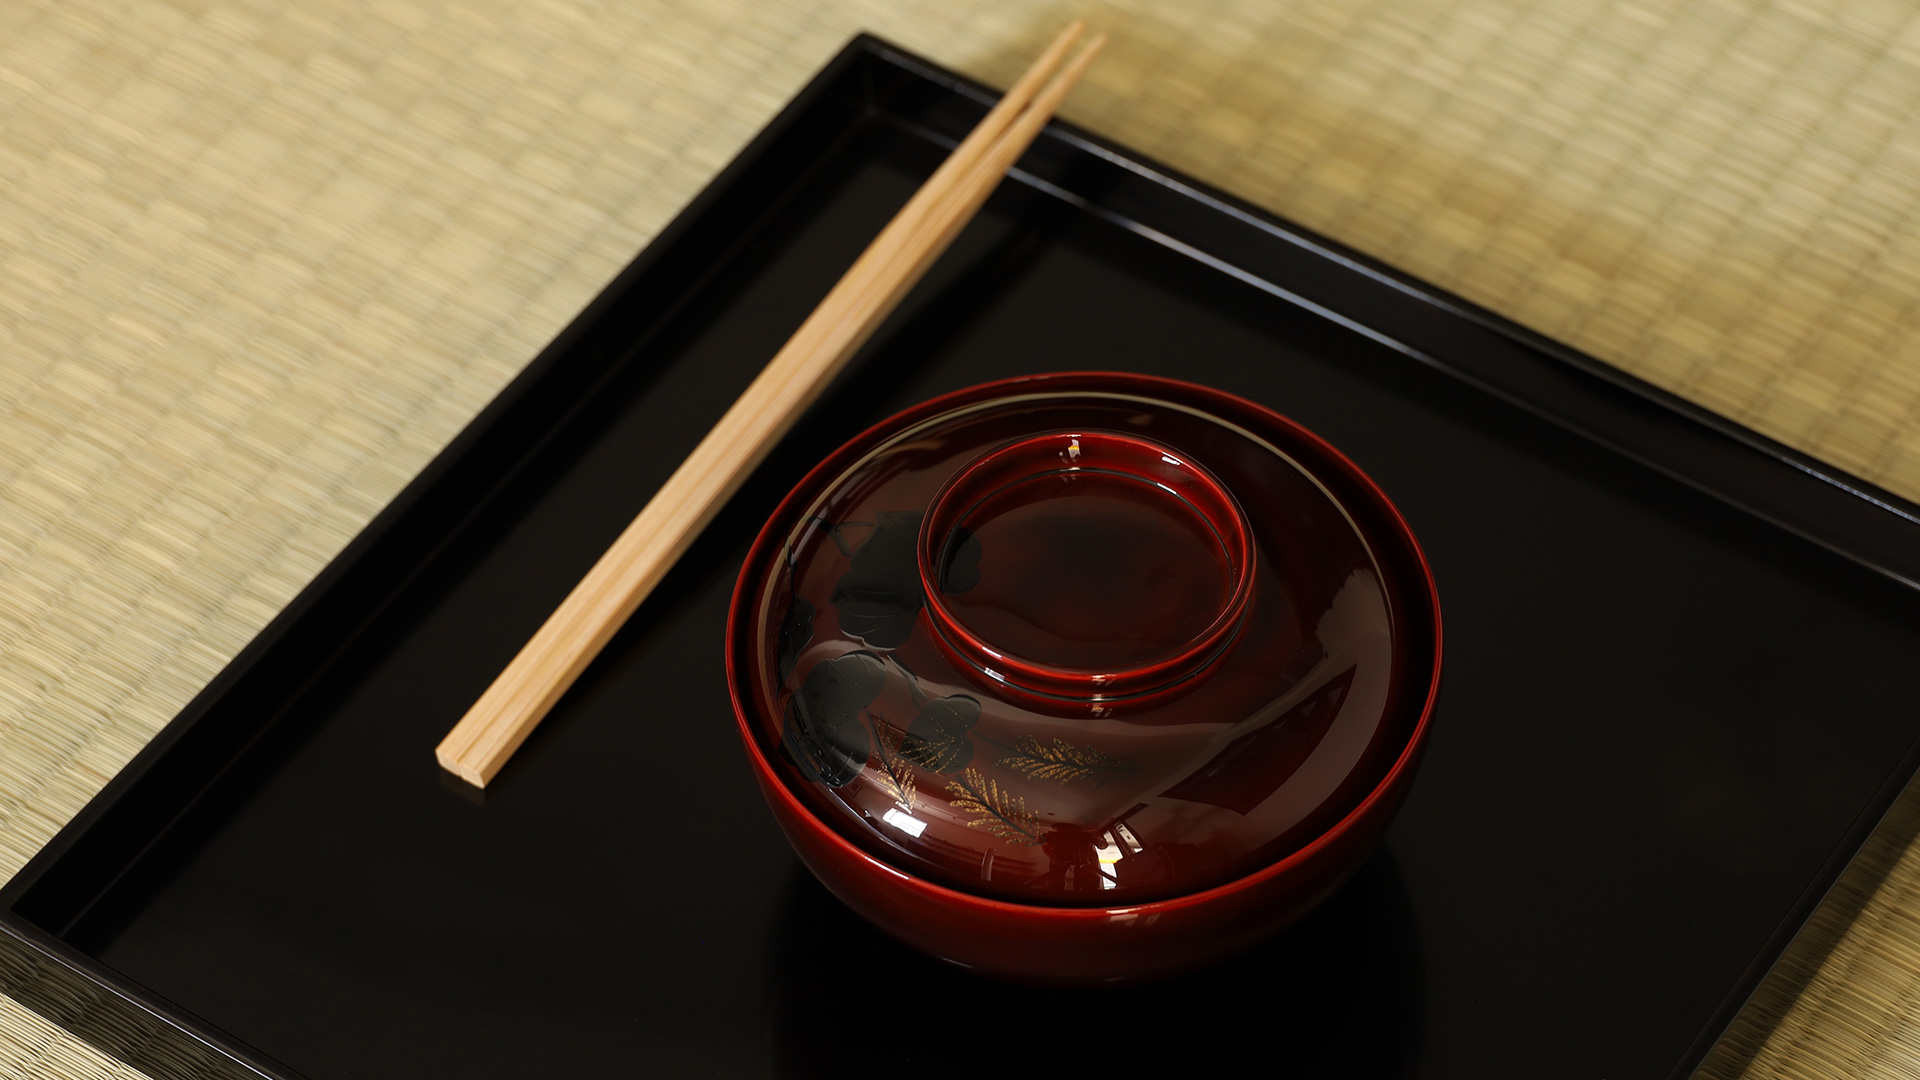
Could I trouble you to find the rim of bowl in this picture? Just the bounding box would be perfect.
[725,371,1444,920]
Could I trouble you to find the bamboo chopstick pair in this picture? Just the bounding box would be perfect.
[435,22,1107,787]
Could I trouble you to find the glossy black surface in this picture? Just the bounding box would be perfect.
[6,36,1920,1080]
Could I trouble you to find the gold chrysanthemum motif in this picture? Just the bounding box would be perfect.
[946,768,1044,845]
[869,714,916,812]
[998,735,1135,786]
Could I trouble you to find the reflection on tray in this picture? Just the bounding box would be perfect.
[766,851,1424,1077]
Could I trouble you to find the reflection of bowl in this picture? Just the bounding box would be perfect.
[767,851,1426,1074]
[726,372,1441,983]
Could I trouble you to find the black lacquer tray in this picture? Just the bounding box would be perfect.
[6,36,1920,1080]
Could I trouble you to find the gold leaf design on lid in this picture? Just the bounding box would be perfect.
[946,768,1044,845]
[869,714,917,812]
[998,735,1136,786]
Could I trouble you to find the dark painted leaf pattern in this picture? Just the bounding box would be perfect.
[899,695,979,772]
[776,596,815,687]
[781,652,886,788]
[829,510,924,649]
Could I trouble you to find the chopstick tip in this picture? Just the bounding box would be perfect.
[435,742,489,788]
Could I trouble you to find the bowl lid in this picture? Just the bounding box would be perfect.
[731,373,1435,905]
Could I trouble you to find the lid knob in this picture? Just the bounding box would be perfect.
[916,430,1256,713]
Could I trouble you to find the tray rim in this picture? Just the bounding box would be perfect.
[1,31,1917,1080]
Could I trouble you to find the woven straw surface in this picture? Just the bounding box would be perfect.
[3,0,1920,1076]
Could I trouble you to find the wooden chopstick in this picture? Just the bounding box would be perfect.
[436,24,1107,786]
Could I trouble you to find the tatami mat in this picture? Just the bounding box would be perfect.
[3,0,1919,1075]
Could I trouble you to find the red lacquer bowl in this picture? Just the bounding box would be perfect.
[726,372,1441,983]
